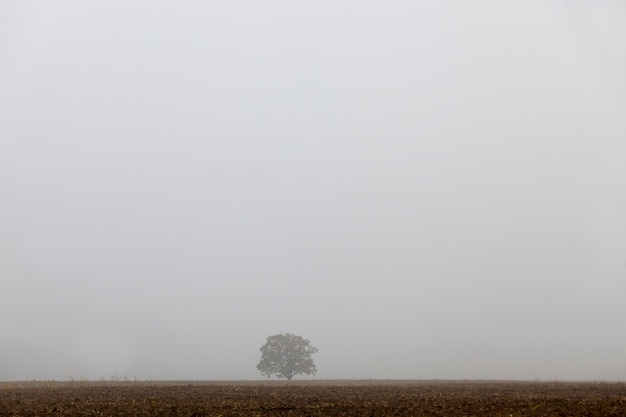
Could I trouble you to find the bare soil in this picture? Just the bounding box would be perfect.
[1,380,625,416]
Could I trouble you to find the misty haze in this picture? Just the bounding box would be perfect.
[1,1,625,383]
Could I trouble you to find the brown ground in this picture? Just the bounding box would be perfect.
[1,380,625,416]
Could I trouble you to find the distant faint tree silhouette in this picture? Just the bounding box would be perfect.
[256,333,317,380]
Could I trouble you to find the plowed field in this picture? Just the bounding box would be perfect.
[1,380,624,416]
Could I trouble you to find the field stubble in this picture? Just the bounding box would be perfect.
[1,380,625,416]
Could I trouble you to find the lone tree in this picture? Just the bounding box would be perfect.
[257,333,318,380]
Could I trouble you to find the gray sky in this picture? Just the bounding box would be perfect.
[1,1,625,381]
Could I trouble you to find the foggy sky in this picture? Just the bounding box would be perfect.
[1,1,625,381]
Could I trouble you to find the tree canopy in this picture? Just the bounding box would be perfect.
[256,333,318,380]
